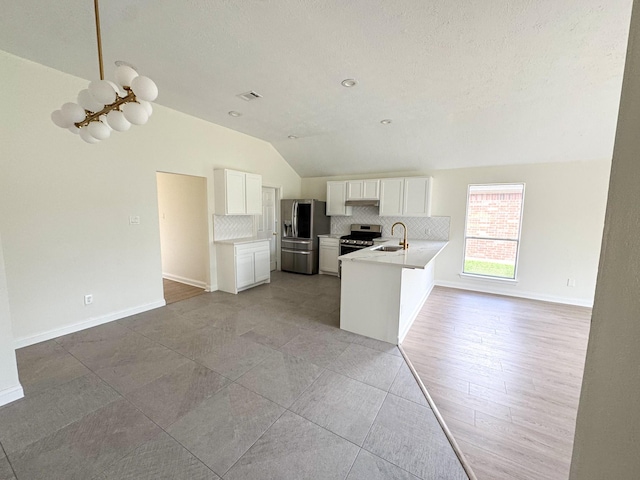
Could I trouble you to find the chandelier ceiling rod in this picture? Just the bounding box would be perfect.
[94,0,104,81]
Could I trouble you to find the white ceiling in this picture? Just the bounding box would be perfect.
[0,0,633,177]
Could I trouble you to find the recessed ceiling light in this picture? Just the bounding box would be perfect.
[341,79,357,87]
[380,119,392,125]
[288,135,298,139]
[228,111,242,117]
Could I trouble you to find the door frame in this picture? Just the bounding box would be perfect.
[156,171,211,292]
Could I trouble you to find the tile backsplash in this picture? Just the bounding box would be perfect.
[330,207,450,240]
[213,215,254,241]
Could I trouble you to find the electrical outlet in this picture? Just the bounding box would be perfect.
[84,294,93,305]
[567,278,576,287]
[129,215,140,225]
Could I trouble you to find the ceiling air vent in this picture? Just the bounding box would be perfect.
[237,91,263,101]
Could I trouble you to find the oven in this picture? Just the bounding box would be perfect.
[340,244,368,256]
[339,224,382,256]
[339,224,381,277]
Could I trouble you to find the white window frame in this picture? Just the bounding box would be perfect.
[462,183,525,281]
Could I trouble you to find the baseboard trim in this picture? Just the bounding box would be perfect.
[398,345,478,480]
[13,299,166,349]
[162,273,207,290]
[0,384,24,407]
[435,280,593,307]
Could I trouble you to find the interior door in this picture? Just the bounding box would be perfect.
[257,186,277,270]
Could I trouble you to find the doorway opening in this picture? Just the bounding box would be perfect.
[156,172,209,304]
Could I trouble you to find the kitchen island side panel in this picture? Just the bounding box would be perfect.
[339,261,402,344]
[398,261,435,343]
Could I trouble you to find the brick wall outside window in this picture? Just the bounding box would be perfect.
[464,185,524,268]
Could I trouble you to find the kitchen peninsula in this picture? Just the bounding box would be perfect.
[339,240,447,344]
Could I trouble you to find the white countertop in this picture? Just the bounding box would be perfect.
[339,239,448,269]
[215,237,270,245]
[318,234,342,239]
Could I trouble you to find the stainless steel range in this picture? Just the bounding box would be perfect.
[340,224,382,255]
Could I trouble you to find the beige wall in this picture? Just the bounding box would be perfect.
[0,233,22,406]
[156,173,209,289]
[302,160,611,306]
[570,0,640,477]
[0,50,301,346]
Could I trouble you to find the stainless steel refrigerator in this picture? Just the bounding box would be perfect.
[281,199,330,274]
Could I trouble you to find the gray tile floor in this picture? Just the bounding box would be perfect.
[0,271,468,480]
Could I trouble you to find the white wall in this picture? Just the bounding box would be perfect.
[0,50,301,346]
[302,160,611,306]
[0,233,23,406]
[570,0,640,476]
[156,173,209,289]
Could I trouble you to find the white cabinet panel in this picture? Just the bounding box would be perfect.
[319,237,339,275]
[379,178,404,216]
[403,177,432,217]
[214,169,262,215]
[236,252,255,289]
[347,181,363,200]
[326,181,352,216]
[254,248,271,282]
[245,174,262,215]
[347,180,379,200]
[224,170,246,215]
[363,180,380,199]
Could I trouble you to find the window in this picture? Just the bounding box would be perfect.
[463,183,525,279]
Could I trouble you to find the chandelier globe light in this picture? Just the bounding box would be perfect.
[51,0,158,143]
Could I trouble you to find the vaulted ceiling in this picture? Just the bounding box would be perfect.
[0,0,632,177]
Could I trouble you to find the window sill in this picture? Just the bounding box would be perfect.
[459,273,519,285]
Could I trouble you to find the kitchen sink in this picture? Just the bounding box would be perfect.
[373,245,404,252]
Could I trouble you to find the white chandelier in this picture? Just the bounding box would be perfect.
[51,0,158,143]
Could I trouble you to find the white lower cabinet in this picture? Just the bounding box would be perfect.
[217,240,270,294]
[319,237,340,275]
[253,249,271,283]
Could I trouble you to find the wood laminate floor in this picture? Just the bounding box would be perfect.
[402,286,591,480]
[163,278,205,305]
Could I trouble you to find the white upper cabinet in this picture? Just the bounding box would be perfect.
[379,178,405,216]
[326,181,352,216]
[245,173,262,215]
[214,169,263,215]
[326,176,431,217]
[379,176,432,217]
[403,177,432,217]
[346,180,380,200]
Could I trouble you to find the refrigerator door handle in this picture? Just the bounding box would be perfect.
[292,200,298,237]
[282,249,311,254]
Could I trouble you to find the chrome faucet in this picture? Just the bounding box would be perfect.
[391,222,409,250]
